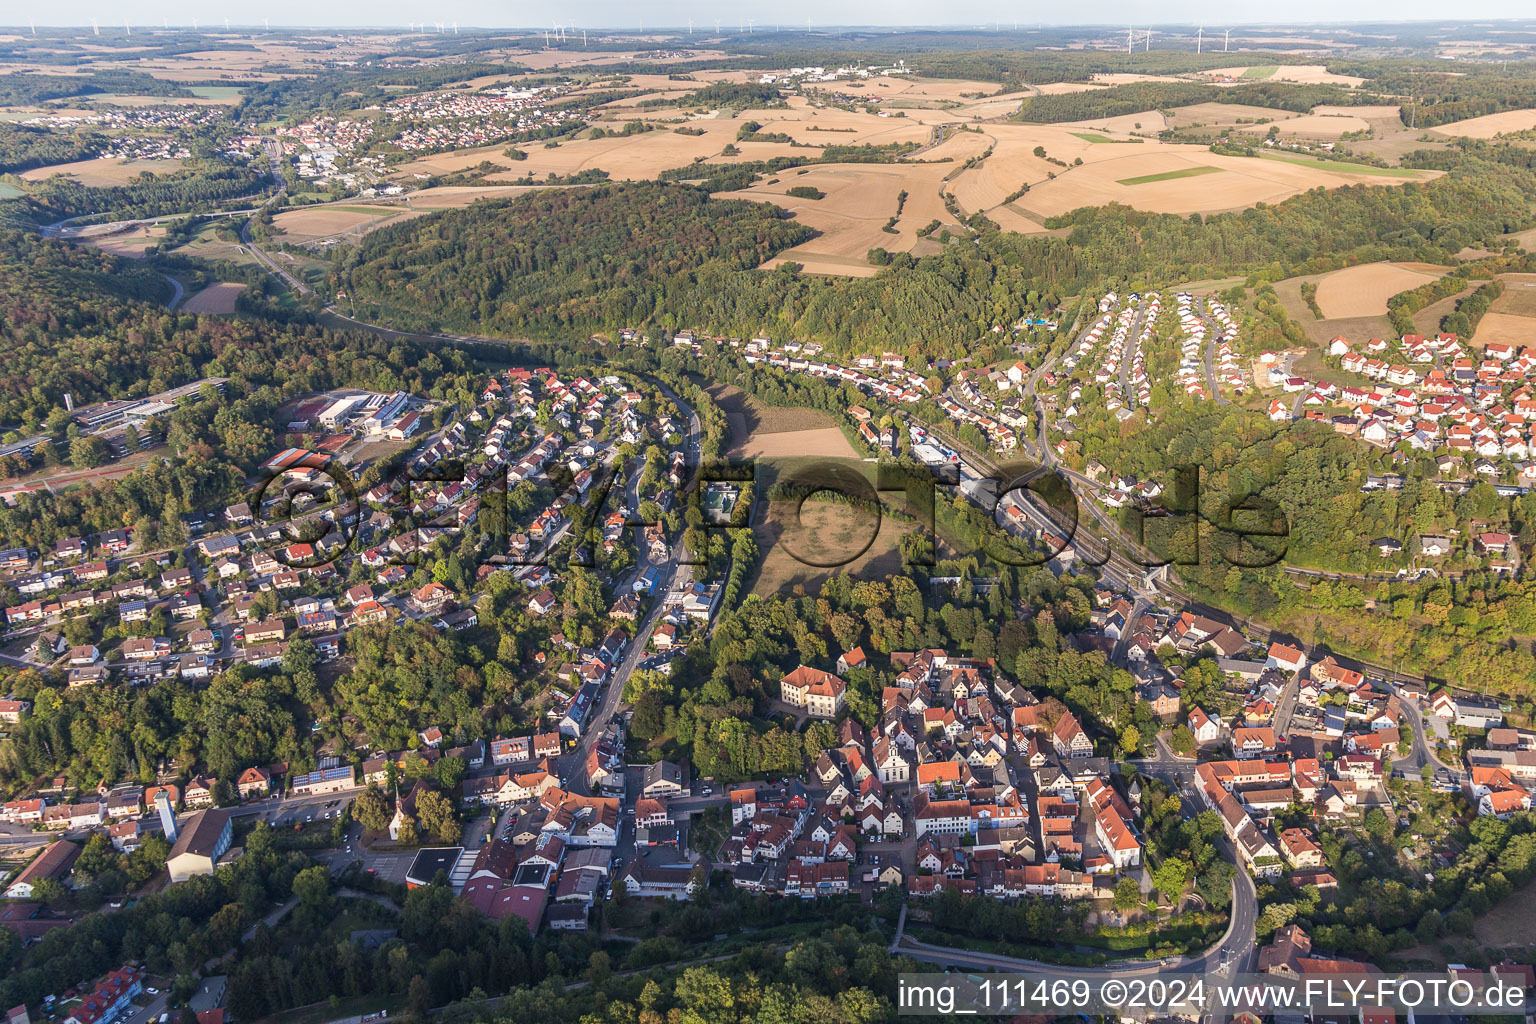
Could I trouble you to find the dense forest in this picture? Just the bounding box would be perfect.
[1016,81,1363,123]
[17,161,266,223]
[0,125,105,175]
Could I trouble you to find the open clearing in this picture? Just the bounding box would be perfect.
[84,223,165,258]
[20,156,186,185]
[1429,108,1536,138]
[1489,273,1536,317]
[180,282,246,314]
[272,204,414,244]
[1313,262,1444,318]
[752,498,913,596]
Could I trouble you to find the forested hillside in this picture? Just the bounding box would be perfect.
[1015,81,1361,122]
[336,158,1536,357]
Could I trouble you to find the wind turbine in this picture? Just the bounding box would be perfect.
[715,19,720,33]
[1144,28,1153,51]
[225,16,230,30]
[1126,25,1133,53]
[93,17,99,34]
[688,17,692,34]
[1224,28,1231,51]
[1196,25,1203,54]
[125,20,131,34]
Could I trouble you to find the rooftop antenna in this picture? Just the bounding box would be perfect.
[1224,28,1230,51]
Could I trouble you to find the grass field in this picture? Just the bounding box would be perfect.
[1492,274,1536,317]
[188,85,244,99]
[1069,132,1120,143]
[751,497,914,596]
[1257,153,1424,177]
[1241,66,1278,79]
[1117,165,1222,186]
[0,182,21,199]
[181,282,246,314]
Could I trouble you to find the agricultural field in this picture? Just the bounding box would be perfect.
[1312,262,1445,318]
[81,222,166,258]
[1236,112,1373,137]
[271,204,419,245]
[1004,146,1430,223]
[1429,108,1536,138]
[718,132,979,275]
[20,156,187,185]
[180,282,247,314]
[1205,64,1367,87]
[708,383,859,458]
[1473,273,1536,348]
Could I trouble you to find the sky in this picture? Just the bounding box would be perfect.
[17,2,1536,31]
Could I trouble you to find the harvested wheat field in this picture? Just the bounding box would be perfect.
[1472,313,1536,349]
[1164,103,1301,129]
[1313,262,1444,319]
[21,156,186,185]
[180,282,246,314]
[1091,73,1189,85]
[1206,65,1366,87]
[733,428,861,459]
[1008,148,1430,224]
[1238,113,1372,137]
[1430,109,1536,138]
[273,205,413,244]
[1035,82,1110,95]
[720,134,981,275]
[482,120,813,182]
[1054,110,1170,134]
[944,125,1110,214]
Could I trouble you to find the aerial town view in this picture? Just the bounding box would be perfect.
[1,4,1536,1024]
